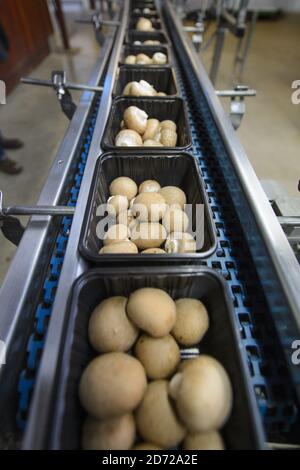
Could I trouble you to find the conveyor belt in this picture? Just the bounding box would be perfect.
[16,96,102,431]
[170,53,298,439]
[162,1,300,442]
[0,0,299,449]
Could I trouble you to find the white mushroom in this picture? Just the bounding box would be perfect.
[136,53,153,65]
[160,120,177,132]
[107,195,129,217]
[103,223,130,245]
[165,232,196,253]
[136,17,153,32]
[115,129,143,147]
[152,52,167,65]
[160,129,177,147]
[125,55,136,64]
[143,139,163,147]
[122,82,133,95]
[130,80,156,97]
[142,118,161,141]
[123,106,148,134]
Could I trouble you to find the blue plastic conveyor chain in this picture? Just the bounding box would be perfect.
[16,98,101,431]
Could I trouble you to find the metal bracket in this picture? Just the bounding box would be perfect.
[76,12,120,46]
[21,71,103,120]
[216,85,256,129]
[184,22,204,53]
[0,191,75,246]
[209,0,250,84]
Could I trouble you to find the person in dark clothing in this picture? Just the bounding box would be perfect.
[0,21,23,174]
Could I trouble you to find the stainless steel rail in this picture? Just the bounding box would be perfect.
[21,77,103,94]
[164,0,300,331]
[22,0,130,450]
[0,8,115,439]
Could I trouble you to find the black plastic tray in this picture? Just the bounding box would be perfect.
[126,30,168,45]
[132,11,159,19]
[79,152,217,265]
[112,66,178,98]
[131,1,156,9]
[120,44,170,66]
[49,267,266,449]
[101,97,191,151]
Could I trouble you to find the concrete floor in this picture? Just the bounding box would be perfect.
[0,12,299,284]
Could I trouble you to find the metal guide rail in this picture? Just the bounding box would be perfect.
[0,0,298,449]
[0,8,121,448]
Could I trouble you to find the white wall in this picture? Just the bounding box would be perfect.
[282,0,300,11]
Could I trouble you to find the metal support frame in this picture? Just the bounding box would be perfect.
[210,0,250,84]
[0,190,75,246]
[21,71,103,120]
[21,0,129,450]
[76,12,120,46]
[216,85,256,129]
[0,15,115,442]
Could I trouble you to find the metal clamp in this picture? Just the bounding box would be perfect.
[76,12,120,46]
[277,217,300,261]
[184,22,204,53]
[216,85,256,129]
[21,71,103,120]
[0,191,75,246]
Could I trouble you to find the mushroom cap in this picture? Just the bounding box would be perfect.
[139,179,161,193]
[88,296,139,353]
[82,414,136,450]
[172,298,209,347]
[160,120,177,132]
[165,232,196,253]
[107,195,129,217]
[124,55,136,64]
[132,442,163,450]
[99,240,138,254]
[136,17,153,32]
[135,334,180,379]
[127,287,176,337]
[160,129,177,147]
[117,209,135,226]
[152,52,167,64]
[141,247,166,254]
[103,223,130,245]
[131,80,156,97]
[144,40,160,45]
[122,82,133,95]
[142,118,160,141]
[131,192,167,222]
[183,431,225,450]
[109,176,137,201]
[115,129,143,146]
[168,355,233,432]
[158,186,186,209]
[136,53,153,65]
[123,106,148,134]
[143,139,164,147]
[131,222,167,250]
[79,352,147,419]
[162,207,189,233]
[135,380,186,448]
